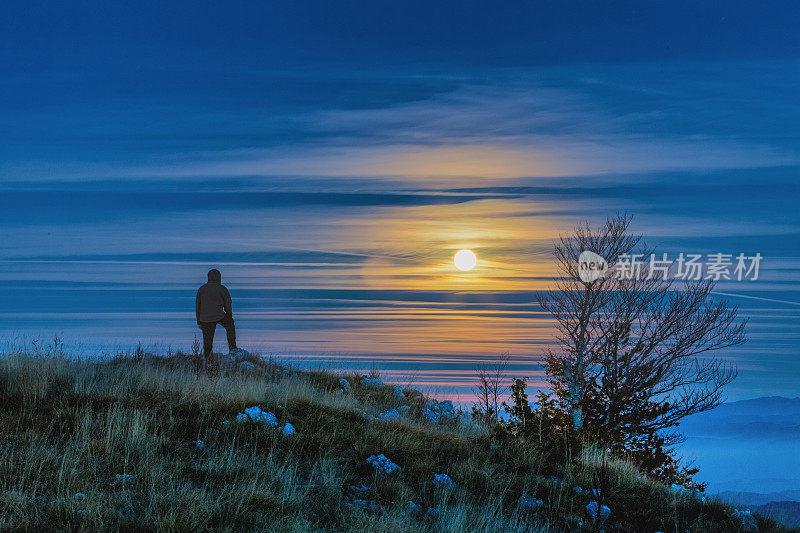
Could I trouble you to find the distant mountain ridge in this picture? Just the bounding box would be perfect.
[680,396,800,437]
[751,502,800,529]
[719,490,800,507]
[678,396,800,497]
[680,397,800,529]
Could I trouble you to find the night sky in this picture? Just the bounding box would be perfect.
[2,2,799,408]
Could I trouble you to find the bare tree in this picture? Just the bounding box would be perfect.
[539,214,746,444]
[474,353,510,423]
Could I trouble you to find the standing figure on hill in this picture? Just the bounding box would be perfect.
[196,269,240,360]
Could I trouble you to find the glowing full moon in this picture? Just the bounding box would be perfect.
[454,249,477,271]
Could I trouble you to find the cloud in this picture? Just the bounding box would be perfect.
[39,61,793,184]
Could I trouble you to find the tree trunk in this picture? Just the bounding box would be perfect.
[572,405,583,432]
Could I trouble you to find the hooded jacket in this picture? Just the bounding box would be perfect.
[196,269,232,323]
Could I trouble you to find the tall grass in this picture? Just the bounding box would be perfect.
[0,352,786,532]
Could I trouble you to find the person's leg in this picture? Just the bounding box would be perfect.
[200,321,216,357]
[219,315,238,352]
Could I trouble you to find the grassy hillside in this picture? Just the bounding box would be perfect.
[0,351,789,532]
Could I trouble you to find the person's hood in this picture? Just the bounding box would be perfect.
[207,269,222,283]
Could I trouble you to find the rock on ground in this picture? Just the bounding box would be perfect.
[423,408,440,424]
[237,361,255,371]
[361,376,384,387]
[232,349,251,362]
[586,501,611,522]
[422,399,458,424]
[237,406,278,426]
[366,454,401,474]
[405,501,421,514]
[378,409,400,421]
[437,400,455,420]
[282,422,296,435]
[432,473,455,489]
[520,495,543,510]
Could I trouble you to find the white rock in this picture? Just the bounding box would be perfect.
[586,501,611,522]
[520,495,543,510]
[438,400,455,420]
[282,422,296,435]
[238,406,278,426]
[195,439,205,451]
[115,474,135,482]
[405,500,421,514]
[74,492,86,501]
[432,473,455,489]
[423,408,440,424]
[339,378,351,392]
[378,409,401,421]
[366,454,401,474]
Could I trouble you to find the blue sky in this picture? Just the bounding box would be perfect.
[2,2,800,411]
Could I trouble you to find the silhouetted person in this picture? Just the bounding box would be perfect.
[196,269,238,358]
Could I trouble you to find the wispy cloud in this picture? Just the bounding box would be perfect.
[5,61,800,183]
